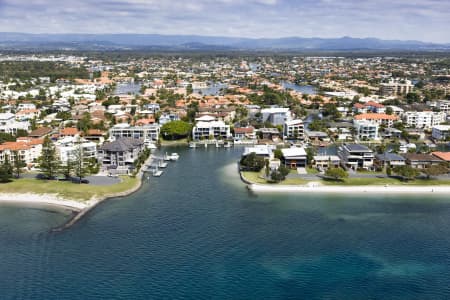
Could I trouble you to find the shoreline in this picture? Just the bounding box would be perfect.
[248,182,450,194]
[0,154,153,231]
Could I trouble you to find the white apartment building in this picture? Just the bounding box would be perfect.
[261,107,291,126]
[283,119,305,141]
[379,78,414,96]
[432,125,450,141]
[403,111,446,129]
[354,120,379,140]
[192,120,231,141]
[55,137,97,163]
[109,124,160,142]
[436,100,450,114]
[0,113,30,135]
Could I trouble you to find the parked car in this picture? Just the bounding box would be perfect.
[71,178,89,184]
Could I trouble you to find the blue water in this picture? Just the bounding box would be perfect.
[114,82,142,95]
[1,147,450,299]
[194,83,228,96]
[281,81,317,95]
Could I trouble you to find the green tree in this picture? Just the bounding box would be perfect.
[270,165,290,182]
[325,167,349,181]
[393,165,419,181]
[385,107,394,115]
[240,152,265,172]
[60,159,74,179]
[161,121,192,140]
[422,164,448,179]
[73,141,90,183]
[12,151,26,178]
[273,149,283,160]
[37,136,60,179]
[0,156,13,183]
[186,84,193,95]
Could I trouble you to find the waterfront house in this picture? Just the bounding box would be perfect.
[0,138,43,167]
[375,153,406,168]
[242,144,275,158]
[98,138,145,174]
[234,126,256,141]
[338,143,374,170]
[109,123,160,143]
[281,147,307,169]
[402,153,444,169]
[258,128,280,141]
[312,155,341,169]
[192,119,231,141]
[55,137,97,164]
[283,119,305,141]
[432,152,450,163]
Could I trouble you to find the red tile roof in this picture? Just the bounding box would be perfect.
[432,152,450,161]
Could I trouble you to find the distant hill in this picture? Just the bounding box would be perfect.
[0,32,449,51]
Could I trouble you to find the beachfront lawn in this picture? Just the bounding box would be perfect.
[306,167,320,175]
[322,177,450,186]
[241,171,310,185]
[0,176,139,201]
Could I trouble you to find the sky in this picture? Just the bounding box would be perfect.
[0,0,449,43]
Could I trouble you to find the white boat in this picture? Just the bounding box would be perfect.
[158,161,168,168]
[152,166,163,177]
[152,169,163,177]
[163,153,171,161]
[189,142,197,148]
[224,142,231,148]
[204,143,208,148]
[216,142,221,148]
[169,153,179,161]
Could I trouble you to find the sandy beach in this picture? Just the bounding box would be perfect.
[249,182,450,194]
[0,193,91,211]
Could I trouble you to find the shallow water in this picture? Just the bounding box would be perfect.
[1,147,450,299]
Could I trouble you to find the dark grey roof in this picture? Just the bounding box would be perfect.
[345,143,371,152]
[376,153,406,161]
[100,138,143,152]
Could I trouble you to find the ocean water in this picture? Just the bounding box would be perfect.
[1,147,450,299]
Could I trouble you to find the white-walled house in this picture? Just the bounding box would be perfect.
[432,125,450,141]
[283,119,305,141]
[55,137,97,163]
[0,113,30,135]
[192,119,231,141]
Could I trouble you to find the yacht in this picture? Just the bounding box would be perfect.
[152,168,163,177]
[189,142,197,148]
[163,153,171,161]
[169,153,179,161]
[158,160,168,168]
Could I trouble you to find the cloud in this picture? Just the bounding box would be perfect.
[0,0,448,43]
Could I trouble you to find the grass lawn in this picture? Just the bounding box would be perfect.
[306,167,320,175]
[322,177,450,186]
[0,176,139,201]
[241,171,310,185]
